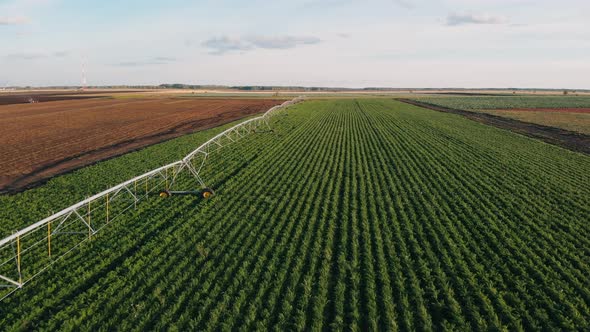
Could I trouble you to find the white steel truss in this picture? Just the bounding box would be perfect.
[0,96,303,301]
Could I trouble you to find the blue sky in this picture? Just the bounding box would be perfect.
[1,0,589,88]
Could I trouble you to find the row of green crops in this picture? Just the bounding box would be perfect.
[1,99,589,330]
[414,95,590,110]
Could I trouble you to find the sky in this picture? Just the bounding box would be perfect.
[0,0,589,88]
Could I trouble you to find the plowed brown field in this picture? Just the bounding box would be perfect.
[0,90,140,105]
[0,98,283,193]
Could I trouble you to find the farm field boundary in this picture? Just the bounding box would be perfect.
[398,98,590,155]
[0,97,302,301]
[0,98,285,194]
[1,99,588,330]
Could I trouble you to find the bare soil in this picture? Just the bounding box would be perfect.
[397,99,590,155]
[0,98,283,193]
[0,90,142,105]
[492,108,590,114]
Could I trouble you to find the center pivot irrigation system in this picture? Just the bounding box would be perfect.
[0,97,303,301]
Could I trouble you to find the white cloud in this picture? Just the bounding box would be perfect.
[0,16,29,25]
[112,57,177,67]
[247,36,321,49]
[53,51,69,57]
[2,52,44,60]
[446,13,508,26]
[202,35,321,55]
[202,36,253,54]
[302,0,414,9]
[2,50,70,60]
[392,0,414,9]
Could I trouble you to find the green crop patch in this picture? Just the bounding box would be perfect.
[414,95,590,110]
[1,99,589,330]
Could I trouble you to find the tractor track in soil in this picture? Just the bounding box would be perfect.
[397,98,590,155]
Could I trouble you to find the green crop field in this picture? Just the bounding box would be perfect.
[1,99,589,330]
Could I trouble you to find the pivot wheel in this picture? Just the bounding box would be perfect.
[201,188,214,199]
[159,190,171,198]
